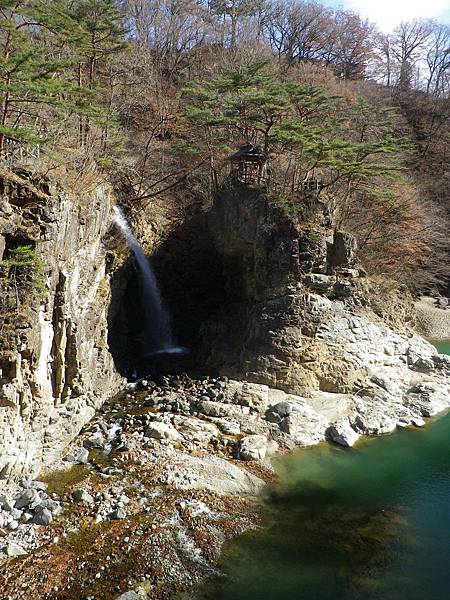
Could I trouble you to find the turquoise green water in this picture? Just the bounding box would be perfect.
[204,345,450,600]
[433,339,450,355]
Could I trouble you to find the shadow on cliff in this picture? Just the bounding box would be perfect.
[107,210,230,378]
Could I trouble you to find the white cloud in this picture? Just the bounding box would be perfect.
[346,0,450,31]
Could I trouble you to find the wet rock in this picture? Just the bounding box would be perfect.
[328,421,360,447]
[239,435,268,461]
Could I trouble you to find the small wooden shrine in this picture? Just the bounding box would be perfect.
[228,144,267,184]
[301,177,324,192]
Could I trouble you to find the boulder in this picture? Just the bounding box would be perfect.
[0,495,14,512]
[328,421,360,447]
[40,498,62,515]
[66,447,90,464]
[197,400,243,419]
[72,489,94,504]
[279,407,328,446]
[109,508,126,520]
[14,489,40,510]
[404,383,450,417]
[145,421,182,441]
[5,542,27,557]
[239,435,268,461]
[215,418,241,435]
[233,383,270,413]
[33,507,53,526]
[353,412,397,436]
[172,416,219,444]
[265,401,294,423]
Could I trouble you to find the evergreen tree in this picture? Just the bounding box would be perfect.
[184,62,407,191]
[0,0,126,158]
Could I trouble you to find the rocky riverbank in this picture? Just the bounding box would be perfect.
[0,330,449,599]
[1,169,450,599]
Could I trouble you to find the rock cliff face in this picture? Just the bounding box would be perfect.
[0,170,448,482]
[200,185,362,392]
[199,185,450,419]
[0,169,122,478]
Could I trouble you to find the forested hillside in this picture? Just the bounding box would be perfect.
[1,0,449,292]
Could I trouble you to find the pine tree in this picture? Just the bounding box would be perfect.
[0,0,126,158]
[184,61,408,194]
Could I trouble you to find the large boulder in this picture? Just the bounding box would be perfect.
[279,406,328,446]
[145,421,183,441]
[327,420,360,447]
[239,435,268,461]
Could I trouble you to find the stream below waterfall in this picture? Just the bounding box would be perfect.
[201,345,450,600]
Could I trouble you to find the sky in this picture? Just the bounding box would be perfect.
[328,0,450,31]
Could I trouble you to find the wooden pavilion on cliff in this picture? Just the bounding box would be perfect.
[228,144,267,184]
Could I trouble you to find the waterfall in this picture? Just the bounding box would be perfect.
[112,206,184,357]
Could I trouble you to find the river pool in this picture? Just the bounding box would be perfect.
[202,345,450,600]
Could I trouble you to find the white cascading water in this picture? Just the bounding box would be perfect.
[112,206,184,357]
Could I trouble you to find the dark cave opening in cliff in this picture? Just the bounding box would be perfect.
[107,213,230,378]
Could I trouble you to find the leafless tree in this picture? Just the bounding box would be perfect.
[425,22,450,96]
[391,19,434,90]
[262,0,332,63]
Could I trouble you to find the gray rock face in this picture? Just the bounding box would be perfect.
[198,185,450,426]
[0,170,123,479]
[280,408,329,446]
[198,188,363,394]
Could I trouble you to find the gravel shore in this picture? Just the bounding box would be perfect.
[415,297,450,340]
